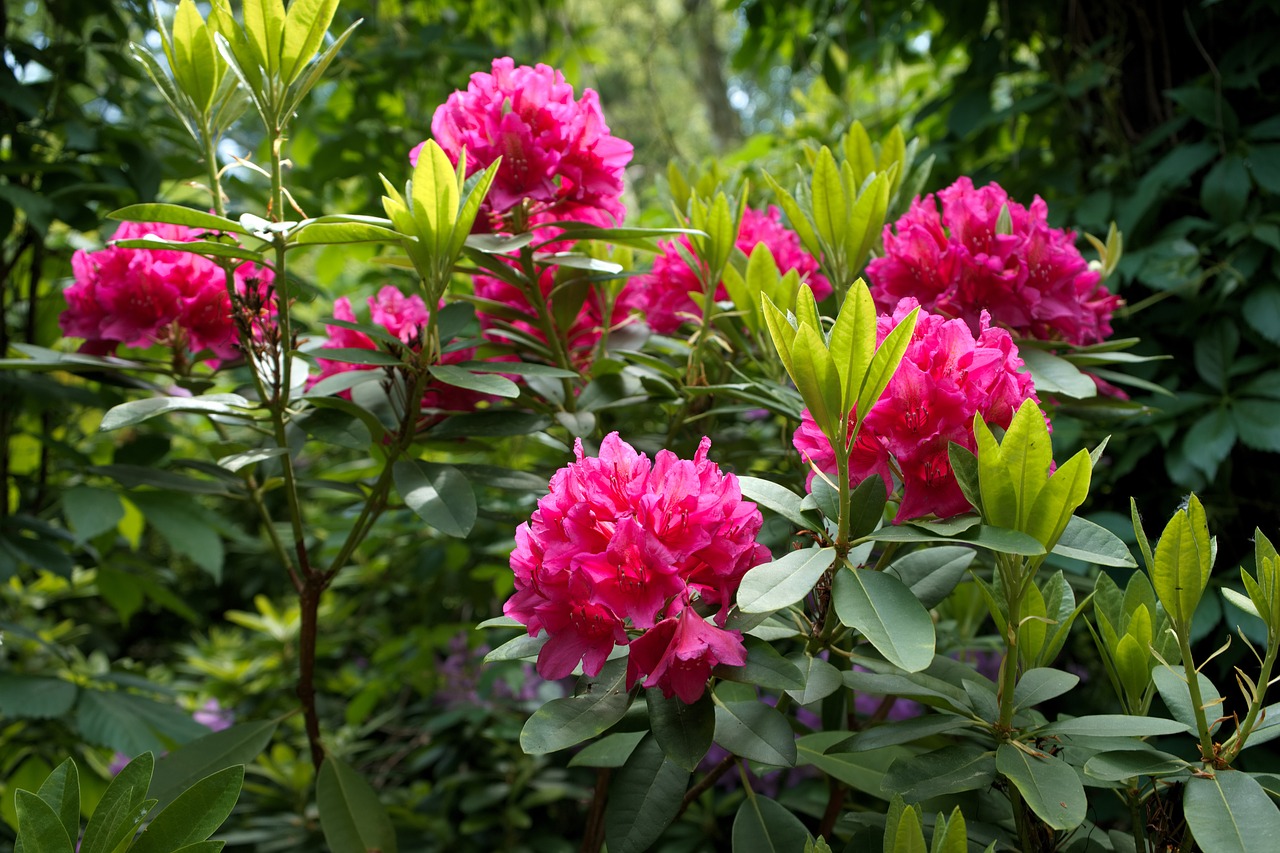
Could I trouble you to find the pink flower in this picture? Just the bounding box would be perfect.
[60,221,274,365]
[473,264,639,371]
[628,205,832,334]
[626,605,748,704]
[867,178,1121,346]
[311,286,484,413]
[414,57,633,231]
[504,433,769,698]
[794,299,1041,521]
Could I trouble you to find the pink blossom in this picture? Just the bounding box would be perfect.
[794,299,1041,521]
[311,286,483,413]
[414,57,633,231]
[628,205,832,334]
[60,221,274,365]
[867,177,1121,346]
[504,433,769,698]
[472,264,639,371]
[626,605,748,704]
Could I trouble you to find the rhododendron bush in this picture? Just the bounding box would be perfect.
[8,2,1280,852]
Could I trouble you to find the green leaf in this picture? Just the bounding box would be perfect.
[795,733,908,797]
[996,744,1087,831]
[427,411,551,439]
[784,653,844,705]
[1041,715,1191,738]
[81,752,154,853]
[715,639,805,690]
[317,757,398,853]
[842,669,968,715]
[887,802,927,853]
[791,323,842,438]
[312,347,403,366]
[33,758,79,844]
[1184,770,1280,853]
[100,394,254,431]
[76,690,208,757]
[828,284,877,409]
[1018,348,1097,398]
[1152,666,1223,735]
[392,460,477,538]
[737,477,817,531]
[1185,405,1238,478]
[1052,515,1137,567]
[732,796,812,853]
[128,493,225,581]
[520,658,632,754]
[860,522,1045,556]
[604,734,690,853]
[171,0,218,111]
[288,219,401,246]
[647,691,714,772]
[886,546,975,609]
[428,365,520,398]
[1152,495,1212,628]
[14,790,73,853]
[150,721,277,814]
[713,700,796,767]
[1083,748,1189,781]
[882,745,996,801]
[1201,155,1251,223]
[1025,450,1092,553]
[110,204,246,235]
[0,675,77,720]
[130,765,244,853]
[1234,399,1280,452]
[568,731,646,768]
[737,546,835,613]
[839,715,974,753]
[279,0,338,85]
[811,147,847,251]
[831,568,935,672]
[217,447,288,472]
[242,0,285,74]
[1014,668,1080,710]
[110,238,262,263]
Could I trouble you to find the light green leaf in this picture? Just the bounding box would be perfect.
[241,0,285,74]
[1184,770,1280,853]
[110,238,262,263]
[317,757,398,853]
[791,323,842,438]
[737,477,817,531]
[1043,714,1191,738]
[1014,668,1080,710]
[171,0,219,111]
[811,147,847,252]
[1025,449,1091,553]
[392,460,477,538]
[1018,348,1098,398]
[110,203,246,235]
[604,734,690,853]
[130,765,244,853]
[732,796,813,853]
[100,394,254,431]
[828,284,876,409]
[996,744,1087,831]
[832,569,935,672]
[520,658,632,754]
[737,546,835,613]
[1152,495,1211,628]
[279,0,338,85]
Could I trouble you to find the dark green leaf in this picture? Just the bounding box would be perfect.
[150,721,277,814]
[429,365,520,398]
[886,546,975,609]
[996,744,1087,830]
[520,658,633,754]
[713,700,796,767]
[647,690,714,772]
[1041,715,1191,738]
[568,731,647,768]
[1083,748,1189,781]
[732,796,812,853]
[80,752,154,853]
[298,407,372,450]
[427,411,551,438]
[784,654,844,705]
[1014,668,1079,710]
[392,460,477,538]
[128,493,225,581]
[1184,770,1280,853]
[604,734,690,853]
[1052,515,1138,567]
[1201,155,1250,223]
[0,675,77,720]
[130,765,244,853]
[882,745,995,801]
[317,757,399,853]
[75,690,208,757]
[33,758,79,845]
[13,790,74,853]
[62,486,124,541]
[839,715,974,753]
[312,347,403,366]
[715,639,804,690]
[1234,399,1280,452]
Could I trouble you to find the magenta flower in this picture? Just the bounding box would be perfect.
[794,299,1041,521]
[60,221,273,364]
[414,57,633,232]
[311,286,485,413]
[628,205,832,335]
[867,178,1121,346]
[504,433,770,699]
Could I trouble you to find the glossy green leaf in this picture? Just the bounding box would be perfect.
[732,796,812,853]
[1013,668,1080,710]
[784,653,844,705]
[242,0,285,74]
[1152,665,1223,735]
[1083,748,1189,781]
[32,758,79,844]
[791,323,842,438]
[1184,770,1280,853]
[1025,449,1091,553]
[520,658,632,754]
[828,284,877,409]
[392,460,476,538]
[860,521,1045,556]
[110,203,246,235]
[150,720,277,814]
[1152,494,1212,628]
[716,639,804,690]
[1052,515,1137,567]
[996,744,1087,831]
[737,546,835,613]
[604,734,690,853]
[1042,715,1191,738]
[100,394,253,431]
[714,700,797,767]
[886,546,975,609]
[761,293,799,381]
[738,477,816,531]
[279,0,338,85]
[13,791,73,853]
[882,745,996,801]
[289,220,401,245]
[647,691,714,772]
[111,237,262,263]
[1018,347,1098,398]
[317,757,398,853]
[80,752,154,853]
[428,365,520,398]
[568,731,646,768]
[831,568,935,672]
[130,765,244,853]
[839,714,974,753]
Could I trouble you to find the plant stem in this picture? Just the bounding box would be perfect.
[297,579,325,771]
[517,246,578,410]
[1224,635,1279,762]
[995,555,1025,735]
[1176,630,1217,764]
[580,768,611,853]
[1129,787,1148,853]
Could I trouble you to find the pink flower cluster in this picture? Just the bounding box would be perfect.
[311,286,482,412]
[794,299,1040,521]
[415,57,633,231]
[867,178,1121,346]
[473,266,638,370]
[505,433,771,703]
[628,205,832,335]
[60,222,273,363]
